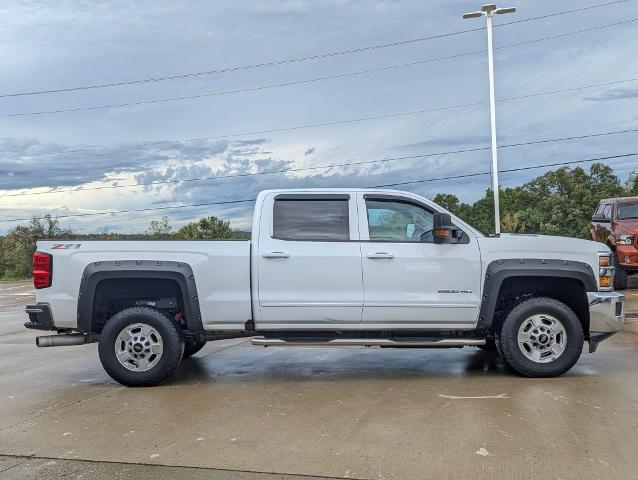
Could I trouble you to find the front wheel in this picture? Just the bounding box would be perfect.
[499,297,584,377]
[98,307,184,387]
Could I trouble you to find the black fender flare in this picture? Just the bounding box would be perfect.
[476,258,597,331]
[77,260,203,333]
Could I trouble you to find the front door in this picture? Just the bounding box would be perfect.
[358,194,482,329]
[256,193,363,327]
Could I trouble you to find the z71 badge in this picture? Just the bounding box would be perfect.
[51,243,82,250]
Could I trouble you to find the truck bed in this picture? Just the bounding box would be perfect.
[35,240,252,330]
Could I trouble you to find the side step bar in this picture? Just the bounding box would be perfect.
[251,337,485,347]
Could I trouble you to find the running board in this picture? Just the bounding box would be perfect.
[251,337,485,347]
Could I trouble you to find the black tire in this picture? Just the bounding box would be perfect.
[612,253,628,290]
[495,335,504,357]
[499,297,584,378]
[98,307,184,387]
[182,339,207,359]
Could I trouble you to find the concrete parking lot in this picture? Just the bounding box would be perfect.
[1,279,637,479]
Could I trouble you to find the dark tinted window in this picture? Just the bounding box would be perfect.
[273,199,350,241]
[618,203,638,220]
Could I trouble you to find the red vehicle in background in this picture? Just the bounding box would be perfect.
[591,196,638,290]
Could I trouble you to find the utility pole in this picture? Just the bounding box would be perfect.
[462,4,516,235]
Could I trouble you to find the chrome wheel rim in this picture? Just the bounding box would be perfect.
[517,314,566,363]
[115,323,163,372]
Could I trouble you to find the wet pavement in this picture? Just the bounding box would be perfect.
[0,279,637,479]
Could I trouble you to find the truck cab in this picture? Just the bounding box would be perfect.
[26,188,625,386]
[252,189,481,330]
[591,196,638,289]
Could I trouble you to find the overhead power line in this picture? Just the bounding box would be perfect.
[498,0,629,26]
[0,27,481,99]
[372,152,638,188]
[0,0,628,99]
[5,17,638,118]
[2,75,637,160]
[2,151,637,223]
[2,127,636,198]
[495,18,638,50]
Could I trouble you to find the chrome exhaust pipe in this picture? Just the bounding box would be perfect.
[36,333,98,347]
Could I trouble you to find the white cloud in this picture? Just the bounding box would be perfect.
[0,0,637,233]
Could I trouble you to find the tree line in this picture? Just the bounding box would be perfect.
[1,163,636,280]
[0,215,249,280]
[434,163,636,237]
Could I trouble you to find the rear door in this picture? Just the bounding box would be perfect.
[358,193,482,329]
[256,193,363,327]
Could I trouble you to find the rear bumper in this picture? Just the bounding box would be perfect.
[587,291,624,352]
[24,303,56,331]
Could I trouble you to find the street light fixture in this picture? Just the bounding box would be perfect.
[462,4,516,235]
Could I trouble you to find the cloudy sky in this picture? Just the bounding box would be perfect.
[1,0,637,233]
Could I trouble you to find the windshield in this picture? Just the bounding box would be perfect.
[617,202,638,220]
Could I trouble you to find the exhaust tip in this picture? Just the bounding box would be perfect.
[35,334,97,347]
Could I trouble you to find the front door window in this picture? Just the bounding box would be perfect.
[366,199,434,243]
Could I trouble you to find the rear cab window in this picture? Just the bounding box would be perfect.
[271,194,354,241]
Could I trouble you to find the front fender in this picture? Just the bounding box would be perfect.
[476,258,597,331]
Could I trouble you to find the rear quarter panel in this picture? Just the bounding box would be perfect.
[36,240,251,330]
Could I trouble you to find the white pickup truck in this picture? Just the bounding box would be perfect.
[25,188,625,386]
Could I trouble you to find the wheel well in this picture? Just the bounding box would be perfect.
[92,278,185,333]
[490,276,589,338]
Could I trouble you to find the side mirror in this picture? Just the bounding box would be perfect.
[432,212,464,244]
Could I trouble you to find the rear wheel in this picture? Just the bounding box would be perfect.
[98,307,184,387]
[499,297,583,377]
[612,253,628,290]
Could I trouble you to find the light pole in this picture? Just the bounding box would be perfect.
[463,4,516,235]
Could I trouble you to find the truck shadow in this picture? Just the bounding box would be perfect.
[165,347,527,385]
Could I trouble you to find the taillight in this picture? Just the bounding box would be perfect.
[33,252,52,289]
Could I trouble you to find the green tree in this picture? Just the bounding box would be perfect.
[445,163,624,238]
[432,193,476,228]
[176,215,233,240]
[626,171,638,196]
[147,216,173,239]
[0,215,73,279]
[509,163,623,237]
[432,193,460,212]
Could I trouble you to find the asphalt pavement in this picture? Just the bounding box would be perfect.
[1,279,637,479]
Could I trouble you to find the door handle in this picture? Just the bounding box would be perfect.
[367,252,395,259]
[262,251,290,259]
